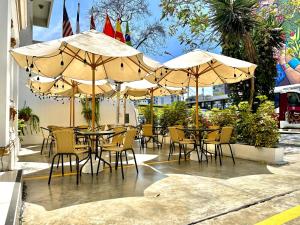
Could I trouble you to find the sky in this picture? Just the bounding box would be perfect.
[33,0,212,96]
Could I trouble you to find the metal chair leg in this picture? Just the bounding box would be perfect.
[48,154,58,185]
[120,151,124,179]
[131,149,139,174]
[61,155,64,176]
[217,145,222,166]
[69,154,72,172]
[115,152,119,170]
[228,144,235,164]
[178,144,182,164]
[41,139,45,155]
[75,155,79,185]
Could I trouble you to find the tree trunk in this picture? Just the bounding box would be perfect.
[243,32,258,108]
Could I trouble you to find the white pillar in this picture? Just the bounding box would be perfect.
[0,0,11,151]
[0,0,13,170]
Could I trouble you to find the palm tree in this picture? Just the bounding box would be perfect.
[209,0,258,107]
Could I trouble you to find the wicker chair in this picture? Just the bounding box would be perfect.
[141,124,160,149]
[205,127,235,166]
[48,129,89,185]
[97,129,138,179]
[100,126,127,164]
[40,127,52,155]
[202,125,220,162]
[168,127,200,163]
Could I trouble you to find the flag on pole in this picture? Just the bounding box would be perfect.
[115,18,125,43]
[125,22,132,46]
[76,0,80,34]
[90,7,96,30]
[103,14,115,38]
[62,0,73,37]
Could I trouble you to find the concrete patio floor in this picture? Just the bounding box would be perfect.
[18,138,300,225]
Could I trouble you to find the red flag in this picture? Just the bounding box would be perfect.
[114,18,125,43]
[103,14,115,38]
[90,7,96,30]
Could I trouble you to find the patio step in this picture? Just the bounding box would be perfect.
[0,170,23,225]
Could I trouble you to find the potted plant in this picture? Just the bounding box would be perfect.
[18,102,40,134]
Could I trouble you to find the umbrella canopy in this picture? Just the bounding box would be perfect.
[11,30,159,81]
[28,76,114,97]
[149,49,257,127]
[28,76,114,127]
[120,79,185,125]
[11,30,159,129]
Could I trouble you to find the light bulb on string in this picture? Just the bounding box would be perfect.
[120,62,124,71]
[26,67,29,72]
[37,76,40,81]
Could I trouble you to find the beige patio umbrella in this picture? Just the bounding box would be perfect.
[28,76,114,126]
[11,30,159,129]
[148,49,257,128]
[121,79,185,125]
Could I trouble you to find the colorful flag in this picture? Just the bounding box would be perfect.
[103,14,115,38]
[90,7,96,30]
[115,18,125,43]
[125,22,132,46]
[62,0,73,37]
[76,1,80,34]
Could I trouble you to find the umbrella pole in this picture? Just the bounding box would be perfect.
[150,89,154,126]
[92,54,96,130]
[123,95,127,125]
[69,97,72,127]
[195,75,199,128]
[72,84,75,127]
[116,83,121,125]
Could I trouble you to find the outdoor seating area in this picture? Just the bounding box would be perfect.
[35,123,240,185]
[1,0,300,224]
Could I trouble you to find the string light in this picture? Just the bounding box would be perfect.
[234,68,237,78]
[138,68,141,73]
[120,62,124,71]
[30,63,34,68]
[29,72,32,77]
[37,76,40,81]
[60,51,64,66]
[26,67,29,72]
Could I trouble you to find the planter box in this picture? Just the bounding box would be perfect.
[191,143,285,165]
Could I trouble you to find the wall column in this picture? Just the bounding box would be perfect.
[0,0,12,169]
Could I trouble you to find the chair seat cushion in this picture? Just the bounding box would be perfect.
[74,149,89,154]
[101,143,117,148]
[204,140,220,145]
[179,139,195,144]
[102,146,123,152]
[75,144,89,149]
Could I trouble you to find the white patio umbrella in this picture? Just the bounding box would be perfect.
[148,49,257,128]
[121,79,185,125]
[11,30,159,129]
[28,76,114,126]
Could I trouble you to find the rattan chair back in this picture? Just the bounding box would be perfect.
[206,125,220,141]
[123,129,137,149]
[53,129,75,153]
[219,127,233,144]
[142,124,153,136]
[168,127,179,142]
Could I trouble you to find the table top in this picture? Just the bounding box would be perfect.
[76,130,115,136]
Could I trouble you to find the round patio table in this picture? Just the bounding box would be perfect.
[176,127,220,161]
[76,130,115,175]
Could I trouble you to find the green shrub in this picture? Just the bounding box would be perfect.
[206,95,279,147]
[159,101,188,130]
[236,96,279,147]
